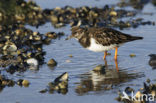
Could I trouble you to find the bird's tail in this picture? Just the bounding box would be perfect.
[129,35,143,41]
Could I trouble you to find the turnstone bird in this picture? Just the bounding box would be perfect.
[66,26,143,60]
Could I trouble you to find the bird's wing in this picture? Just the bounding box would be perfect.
[91,28,130,46]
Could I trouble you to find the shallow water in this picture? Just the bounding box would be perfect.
[25,0,119,9]
[0,0,156,103]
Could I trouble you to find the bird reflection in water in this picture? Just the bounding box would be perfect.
[75,60,144,95]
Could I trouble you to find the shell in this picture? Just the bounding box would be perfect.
[26,58,38,66]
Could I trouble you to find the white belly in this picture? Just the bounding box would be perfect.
[87,38,117,52]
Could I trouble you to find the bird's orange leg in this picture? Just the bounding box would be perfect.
[115,60,119,72]
[103,51,107,60]
[114,47,118,60]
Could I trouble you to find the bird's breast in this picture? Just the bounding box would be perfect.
[86,38,117,52]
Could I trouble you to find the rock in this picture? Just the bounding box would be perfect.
[48,82,55,88]
[58,81,68,89]
[15,14,25,21]
[34,35,41,41]
[26,58,38,66]
[33,32,39,36]
[39,89,48,93]
[45,32,57,39]
[26,58,38,70]
[40,72,69,94]
[42,37,52,45]
[3,41,17,52]
[54,72,68,83]
[29,35,33,40]
[149,54,156,69]
[55,7,62,11]
[51,15,58,24]
[110,11,117,16]
[51,72,68,92]
[15,29,22,35]
[17,50,22,55]
[129,53,136,57]
[47,59,57,67]
[65,59,71,63]
[54,23,65,28]
[59,16,64,22]
[2,80,8,86]
[1,79,15,86]
[68,54,73,57]
[0,43,3,48]
[17,79,23,86]
[22,80,30,87]
[5,36,10,39]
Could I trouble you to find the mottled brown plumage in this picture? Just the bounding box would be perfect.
[70,26,143,48]
[67,26,143,60]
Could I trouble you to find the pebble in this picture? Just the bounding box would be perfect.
[54,72,68,82]
[68,54,73,58]
[51,15,58,24]
[3,42,17,52]
[47,59,57,66]
[58,81,68,89]
[15,29,22,35]
[26,58,38,66]
[39,89,48,93]
[110,11,117,16]
[45,32,57,39]
[66,59,71,63]
[17,79,23,86]
[40,72,69,94]
[129,53,136,57]
[33,32,39,36]
[22,80,30,87]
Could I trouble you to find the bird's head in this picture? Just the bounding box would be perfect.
[66,26,85,40]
